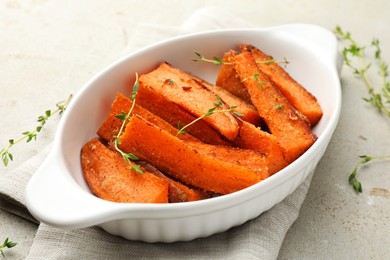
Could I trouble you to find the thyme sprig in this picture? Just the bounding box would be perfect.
[191,51,289,67]
[348,155,390,192]
[0,94,72,167]
[262,57,290,67]
[176,97,242,136]
[335,26,390,192]
[0,238,17,257]
[192,51,226,65]
[334,26,390,117]
[113,73,143,174]
[241,73,266,89]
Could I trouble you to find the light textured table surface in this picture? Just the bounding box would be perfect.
[1,1,390,259]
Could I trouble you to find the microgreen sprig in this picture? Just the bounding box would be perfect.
[334,26,390,118]
[113,73,143,174]
[0,238,17,257]
[176,97,242,136]
[348,155,390,193]
[0,95,72,167]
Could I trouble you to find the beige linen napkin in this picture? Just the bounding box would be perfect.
[0,7,314,260]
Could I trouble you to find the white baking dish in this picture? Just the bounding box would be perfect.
[25,23,341,243]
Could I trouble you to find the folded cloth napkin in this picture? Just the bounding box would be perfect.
[0,7,314,260]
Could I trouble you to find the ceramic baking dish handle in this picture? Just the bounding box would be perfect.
[278,23,343,75]
[24,148,114,229]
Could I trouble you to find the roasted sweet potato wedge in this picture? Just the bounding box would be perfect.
[138,62,239,141]
[228,51,317,162]
[81,138,169,203]
[216,53,252,103]
[136,85,230,146]
[240,45,323,126]
[97,93,198,142]
[193,76,263,127]
[118,115,269,194]
[138,161,210,202]
[232,120,288,173]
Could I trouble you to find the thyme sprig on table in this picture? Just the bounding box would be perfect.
[334,26,390,192]
[0,95,72,167]
[348,155,390,192]
[176,96,243,136]
[0,238,17,257]
[334,26,390,117]
[113,73,143,174]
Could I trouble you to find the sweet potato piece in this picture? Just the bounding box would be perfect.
[180,116,288,174]
[81,138,168,203]
[183,140,274,174]
[138,161,210,202]
[193,76,263,127]
[216,53,252,103]
[97,93,197,142]
[228,51,317,163]
[136,85,230,146]
[138,62,239,141]
[240,45,323,126]
[119,115,269,194]
[216,49,312,127]
[233,120,288,174]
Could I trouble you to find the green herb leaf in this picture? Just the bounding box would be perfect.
[176,121,187,135]
[241,73,265,89]
[257,57,290,68]
[0,238,17,257]
[130,164,144,174]
[347,154,390,193]
[275,104,283,110]
[233,111,244,117]
[131,74,140,101]
[191,51,229,65]
[214,96,223,107]
[205,107,217,116]
[115,111,129,121]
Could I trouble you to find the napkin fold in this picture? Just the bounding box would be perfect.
[0,7,314,260]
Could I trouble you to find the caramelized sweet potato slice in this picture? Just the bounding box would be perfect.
[240,45,323,126]
[119,115,269,194]
[138,161,210,202]
[81,138,168,203]
[136,85,230,146]
[183,140,276,174]
[216,53,252,103]
[138,62,239,141]
[97,93,197,142]
[228,51,317,162]
[233,120,288,174]
[193,76,263,127]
